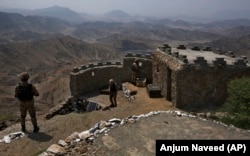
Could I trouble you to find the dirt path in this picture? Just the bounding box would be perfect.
[0,85,249,156]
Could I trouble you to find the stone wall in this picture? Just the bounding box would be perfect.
[70,46,250,111]
[70,53,152,96]
[152,45,250,111]
[176,65,250,110]
[152,50,182,103]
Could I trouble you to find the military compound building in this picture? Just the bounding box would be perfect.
[70,44,250,111]
[152,44,250,110]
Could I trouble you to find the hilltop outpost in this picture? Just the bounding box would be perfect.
[153,44,250,110]
[70,44,250,111]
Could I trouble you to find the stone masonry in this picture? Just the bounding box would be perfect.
[70,46,250,111]
[152,44,250,110]
[70,53,152,96]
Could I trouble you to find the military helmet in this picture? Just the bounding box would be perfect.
[18,72,30,80]
[109,79,114,83]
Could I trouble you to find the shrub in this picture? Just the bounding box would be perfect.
[220,76,250,129]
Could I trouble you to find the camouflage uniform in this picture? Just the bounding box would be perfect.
[15,72,40,133]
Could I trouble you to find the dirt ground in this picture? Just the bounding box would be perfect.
[0,84,250,156]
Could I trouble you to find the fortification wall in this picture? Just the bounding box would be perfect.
[70,53,152,96]
[153,44,250,110]
[176,66,250,110]
[152,50,181,103]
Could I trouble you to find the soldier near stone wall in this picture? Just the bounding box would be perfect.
[15,72,40,133]
[109,79,118,108]
[131,59,139,85]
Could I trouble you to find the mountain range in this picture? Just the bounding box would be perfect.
[0,5,250,156]
[2,5,250,23]
[2,10,250,44]
[0,8,249,73]
[0,6,249,125]
[0,6,138,23]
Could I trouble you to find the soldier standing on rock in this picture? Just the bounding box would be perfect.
[15,72,40,133]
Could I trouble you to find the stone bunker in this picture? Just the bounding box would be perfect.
[153,44,250,110]
[70,44,250,111]
[70,53,152,96]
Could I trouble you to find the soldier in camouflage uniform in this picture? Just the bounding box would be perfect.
[15,72,40,133]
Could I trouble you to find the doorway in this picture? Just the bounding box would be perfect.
[166,67,172,101]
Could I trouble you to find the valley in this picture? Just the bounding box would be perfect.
[0,9,250,126]
[0,4,249,155]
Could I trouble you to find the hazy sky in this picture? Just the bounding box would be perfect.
[1,0,250,17]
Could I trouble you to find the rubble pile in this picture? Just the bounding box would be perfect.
[44,96,102,120]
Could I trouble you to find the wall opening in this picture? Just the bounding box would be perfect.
[166,67,172,101]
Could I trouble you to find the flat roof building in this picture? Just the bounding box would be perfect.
[152,44,250,111]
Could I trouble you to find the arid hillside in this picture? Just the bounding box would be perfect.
[200,34,250,59]
[0,36,123,124]
[0,35,122,84]
[0,11,250,139]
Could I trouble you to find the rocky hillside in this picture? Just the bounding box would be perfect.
[74,21,222,44]
[188,34,250,59]
[0,36,123,122]
[0,10,250,136]
[0,12,72,44]
[0,36,122,84]
[32,5,84,24]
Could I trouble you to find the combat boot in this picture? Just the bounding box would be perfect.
[33,126,39,133]
[21,125,26,133]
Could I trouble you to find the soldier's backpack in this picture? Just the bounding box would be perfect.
[17,83,34,101]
